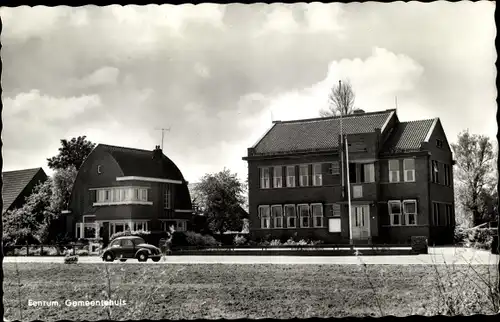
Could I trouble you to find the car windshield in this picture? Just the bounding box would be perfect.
[133,237,146,245]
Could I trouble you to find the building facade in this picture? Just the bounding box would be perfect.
[243,109,455,245]
[65,144,193,239]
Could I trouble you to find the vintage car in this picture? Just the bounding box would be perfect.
[101,236,162,262]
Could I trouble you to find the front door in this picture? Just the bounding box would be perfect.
[351,205,371,240]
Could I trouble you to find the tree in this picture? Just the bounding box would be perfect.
[320,79,356,117]
[47,136,95,170]
[194,169,247,235]
[451,130,496,227]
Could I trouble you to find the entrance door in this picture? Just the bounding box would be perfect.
[351,205,370,240]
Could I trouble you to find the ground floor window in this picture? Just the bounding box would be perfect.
[75,222,99,239]
[298,204,310,228]
[403,200,417,225]
[271,205,283,228]
[388,200,403,226]
[161,220,187,232]
[285,204,296,228]
[311,204,324,228]
[259,206,271,229]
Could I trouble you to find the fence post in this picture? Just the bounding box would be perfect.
[26,243,29,256]
[41,244,43,256]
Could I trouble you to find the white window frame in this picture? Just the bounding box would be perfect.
[362,163,375,183]
[403,199,417,226]
[311,203,324,228]
[259,205,271,229]
[164,184,172,209]
[388,200,403,226]
[139,188,148,202]
[299,165,309,187]
[286,166,296,187]
[432,160,439,183]
[284,204,296,228]
[388,160,400,183]
[312,164,322,186]
[403,159,416,182]
[260,168,270,189]
[273,166,283,188]
[298,204,310,228]
[271,205,283,229]
[93,187,153,206]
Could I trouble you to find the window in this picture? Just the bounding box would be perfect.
[97,165,102,174]
[432,161,440,183]
[272,205,283,228]
[328,218,341,232]
[388,200,403,226]
[260,168,270,189]
[164,184,172,209]
[436,139,443,148]
[362,163,375,183]
[84,223,97,239]
[352,185,363,198]
[354,207,366,227]
[445,205,453,226]
[109,240,120,248]
[444,164,451,186]
[299,165,309,187]
[285,205,296,228]
[75,223,82,239]
[162,220,176,232]
[139,188,148,202]
[433,203,440,226]
[273,166,283,188]
[298,204,310,228]
[177,221,186,232]
[311,204,323,228]
[403,159,415,182]
[389,160,400,183]
[121,239,134,247]
[348,163,357,183]
[331,204,341,217]
[403,200,417,225]
[330,161,340,175]
[114,223,124,233]
[313,164,322,186]
[119,188,126,201]
[133,221,149,231]
[259,206,270,229]
[286,166,296,187]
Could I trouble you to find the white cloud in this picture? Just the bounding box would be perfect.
[194,63,211,78]
[304,2,343,33]
[70,66,120,88]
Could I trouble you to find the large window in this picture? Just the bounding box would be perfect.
[273,167,283,188]
[286,166,296,187]
[403,200,417,225]
[445,204,453,226]
[260,168,270,189]
[298,204,310,228]
[349,163,375,183]
[95,187,150,205]
[312,164,322,186]
[164,184,172,209]
[444,164,451,186]
[271,205,283,228]
[403,159,415,182]
[284,204,296,228]
[299,165,309,187]
[259,206,271,229]
[431,161,440,183]
[388,200,403,226]
[433,202,440,226]
[389,160,400,183]
[311,204,324,228]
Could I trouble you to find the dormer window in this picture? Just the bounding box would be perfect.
[97,165,102,174]
[436,139,443,148]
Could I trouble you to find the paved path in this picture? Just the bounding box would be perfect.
[3,247,499,265]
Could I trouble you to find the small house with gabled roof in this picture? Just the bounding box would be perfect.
[2,167,48,214]
[243,109,455,245]
[65,144,193,239]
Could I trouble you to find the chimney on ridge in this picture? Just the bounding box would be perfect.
[152,145,163,160]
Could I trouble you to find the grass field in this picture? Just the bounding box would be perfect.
[3,262,499,320]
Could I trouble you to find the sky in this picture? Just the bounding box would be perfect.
[1,2,497,183]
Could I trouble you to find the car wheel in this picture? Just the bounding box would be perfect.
[152,258,160,262]
[137,252,148,262]
[104,252,114,262]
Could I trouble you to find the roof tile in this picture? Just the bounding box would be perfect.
[2,168,45,213]
[381,119,436,153]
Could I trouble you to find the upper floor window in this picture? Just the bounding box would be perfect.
[273,166,282,188]
[271,205,283,228]
[311,203,324,228]
[260,168,270,189]
[259,205,270,229]
[298,204,310,228]
[349,163,375,183]
[443,164,451,186]
[312,164,322,186]
[436,139,443,148]
[431,160,440,183]
[286,166,296,187]
[388,160,400,183]
[164,184,172,209]
[299,165,309,187]
[95,187,150,205]
[330,161,340,175]
[284,204,296,228]
[97,165,102,174]
[403,159,415,182]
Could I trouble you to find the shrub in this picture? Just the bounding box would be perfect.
[233,235,247,246]
[269,239,282,246]
[64,255,79,264]
[466,228,497,250]
[76,249,89,256]
[411,236,428,254]
[185,231,220,247]
[454,226,468,245]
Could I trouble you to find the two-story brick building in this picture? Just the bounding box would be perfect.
[65,144,193,240]
[243,109,455,245]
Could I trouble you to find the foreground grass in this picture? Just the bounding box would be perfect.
[3,263,498,320]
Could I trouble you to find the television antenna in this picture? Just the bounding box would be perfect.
[154,127,171,151]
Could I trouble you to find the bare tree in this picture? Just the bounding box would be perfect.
[320,79,356,117]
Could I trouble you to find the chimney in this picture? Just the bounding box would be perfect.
[152,145,163,160]
[353,109,366,115]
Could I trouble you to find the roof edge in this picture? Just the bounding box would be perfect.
[423,118,439,142]
[380,110,396,134]
[251,123,277,149]
[277,109,397,125]
[2,167,44,175]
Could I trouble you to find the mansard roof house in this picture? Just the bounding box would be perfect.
[2,167,48,214]
[65,144,193,240]
[243,109,455,245]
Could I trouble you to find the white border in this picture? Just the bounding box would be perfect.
[424,118,439,142]
[116,176,183,184]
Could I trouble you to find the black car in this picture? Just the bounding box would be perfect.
[101,236,162,262]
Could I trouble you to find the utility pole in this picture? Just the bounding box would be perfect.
[155,127,170,151]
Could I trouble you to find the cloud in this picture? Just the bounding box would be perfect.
[69,66,120,89]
